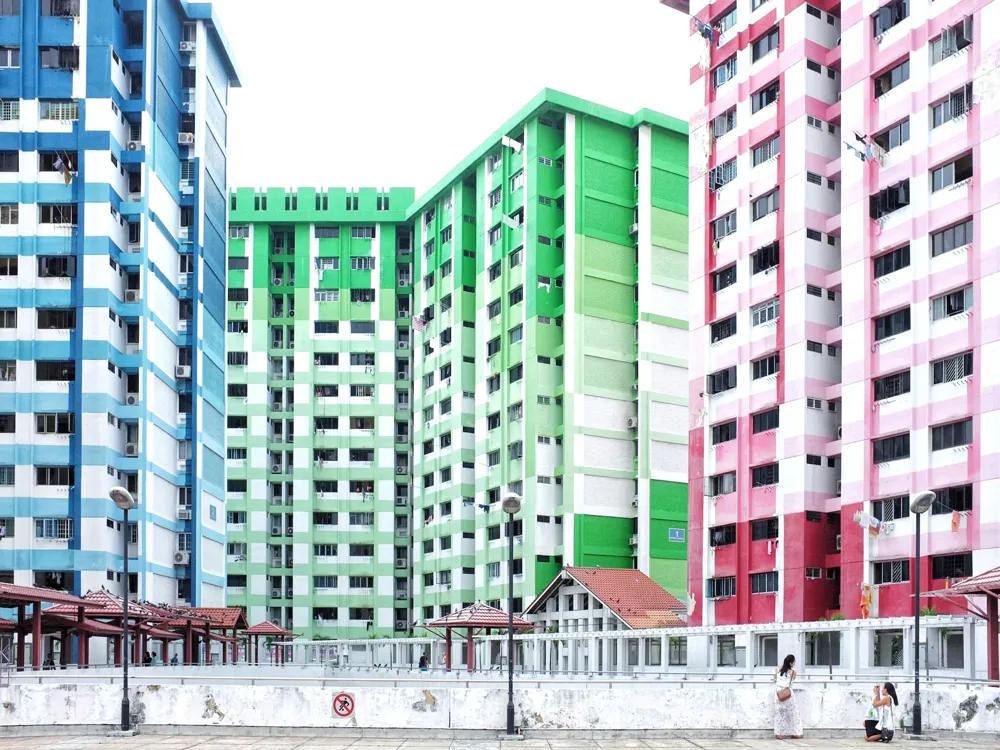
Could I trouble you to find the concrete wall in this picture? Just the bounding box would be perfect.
[0,683,997,733]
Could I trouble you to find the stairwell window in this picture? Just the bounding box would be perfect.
[931,217,972,256]
[874,58,909,97]
[751,81,780,113]
[752,28,779,62]
[873,244,909,278]
[931,418,972,451]
[872,0,908,36]
[931,286,972,320]
[752,189,779,221]
[873,433,910,463]
[874,307,910,340]
[932,351,972,384]
[869,180,910,219]
[930,17,972,64]
[932,84,973,127]
[931,153,972,192]
[873,371,910,400]
[713,56,737,89]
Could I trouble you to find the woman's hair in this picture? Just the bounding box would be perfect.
[779,654,796,676]
[883,682,899,705]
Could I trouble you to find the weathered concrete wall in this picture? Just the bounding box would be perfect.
[0,683,997,733]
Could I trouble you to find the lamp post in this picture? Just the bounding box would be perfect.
[501,492,522,737]
[110,486,137,732]
[908,490,935,736]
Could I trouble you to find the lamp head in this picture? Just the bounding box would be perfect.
[910,490,936,515]
[501,493,522,515]
[110,486,136,511]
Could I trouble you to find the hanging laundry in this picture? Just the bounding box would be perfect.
[952,510,961,532]
[54,154,73,186]
[691,16,719,43]
[411,316,426,332]
[844,141,867,161]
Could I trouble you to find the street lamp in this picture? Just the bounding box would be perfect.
[501,492,522,737]
[909,490,935,736]
[110,486,137,732]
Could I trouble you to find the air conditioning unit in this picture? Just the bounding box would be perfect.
[173,550,191,565]
[270,526,280,536]
[124,289,140,303]
[836,480,842,496]
[396,467,406,475]
[182,101,194,114]
[394,559,407,569]
[125,394,139,406]
[126,141,141,151]
[271,589,280,598]
[285,527,293,536]
[626,416,638,429]
[629,534,639,546]
[629,223,639,235]
[125,442,139,457]
[395,620,406,631]
[272,277,282,286]
[443,584,451,590]
[395,497,408,507]
[179,41,196,53]
[631,496,639,508]
[177,508,191,520]
[835,534,842,551]
[271,464,281,473]
[175,365,191,378]
[177,132,195,145]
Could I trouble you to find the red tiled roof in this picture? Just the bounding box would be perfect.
[525,567,686,629]
[47,589,167,620]
[0,618,14,631]
[181,607,248,630]
[927,564,1000,596]
[243,621,297,638]
[425,603,534,630]
[0,583,90,608]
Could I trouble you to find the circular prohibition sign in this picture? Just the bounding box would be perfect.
[333,692,355,718]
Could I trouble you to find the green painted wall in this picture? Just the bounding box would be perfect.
[574,515,634,569]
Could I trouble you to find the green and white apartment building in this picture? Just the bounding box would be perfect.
[224,91,691,637]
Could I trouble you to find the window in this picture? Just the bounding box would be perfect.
[0,0,19,15]
[440,225,452,244]
[933,484,973,514]
[930,18,973,64]
[36,466,74,486]
[315,227,339,239]
[751,464,779,488]
[36,360,74,381]
[806,172,822,185]
[751,81,779,113]
[752,190,779,221]
[39,100,78,121]
[874,307,910,340]
[39,204,78,225]
[751,298,780,326]
[931,286,972,320]
[873,120,909,152]
[806,340,822,353]
[34,518,74,539]
[710,472,736,495]
[933,553,973,580]
[752,28,779,62]
[873,433,910,463]
[710,316,736,342]
[873,245,909,278]
[750,571,779,594]
[0,205,17,225]
[509,285,523,306]
[488,225,502,245]
[712,108,737,138]
[872,0,908,36]
[707,577,736,599]
[509,363,523,383]
[509,171,524,192]
[509,325,523,345]
[932,218,972,256]
[710,524,736,547]
[351,256,375,271]
[752,408,779,433]
[874,59,909,97]
[707,366,736,395]
[873,560,910,584]
[712,420,737,445]
[873,496,909,521]
[873,371,910,400]
[314,544,337,557]
[350,289,374,303]
[705,155,738,194]
[931,418,972,450]
[0,46,18,68]
[932,83,974,128]
[39,46,79,70]
[806,59,822,73]
[35,413,74,434]
[932,153,973,192]
[712,212,736,241]
[752,242,779,273]
[712,265,736,292]
[487,375,500,394]
[932,351,972,384]
[713,56,737,88]
[351,226,375,239]
[715,4,737,33]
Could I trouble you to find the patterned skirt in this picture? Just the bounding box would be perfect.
[774,692,804,737]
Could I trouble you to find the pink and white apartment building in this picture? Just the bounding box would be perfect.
[661,0,1000,626]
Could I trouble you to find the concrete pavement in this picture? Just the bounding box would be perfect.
[0,736,998,749]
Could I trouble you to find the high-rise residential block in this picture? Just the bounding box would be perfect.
[0,0,239,605]
[666,0,998,626]
[227,90,690,636]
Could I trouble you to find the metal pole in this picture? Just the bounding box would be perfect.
[121,507,130,731]
[913,511,921,735]
[506,517,515,736]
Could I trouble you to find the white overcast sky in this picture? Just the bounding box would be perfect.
[210,0,692,195]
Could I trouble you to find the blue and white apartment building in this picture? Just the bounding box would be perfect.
[0,0,238,606]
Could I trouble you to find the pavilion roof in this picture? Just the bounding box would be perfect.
[0,583,90,609]
[425,603,534,630]
[243,621,298,638]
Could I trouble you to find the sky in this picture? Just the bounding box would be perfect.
[210,0,693,196]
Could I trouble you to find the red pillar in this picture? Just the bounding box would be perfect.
[14,605,24,670]
[204,626,211,664]
[60,630,70,668]
[184,623,193,664]
[83,635,90,666]
[222,633,228,664]
[30,603,41,671]
[254,635,259,665]
[444,629,452,672]
[161,639,169,664]
[75,607,85,668]
[988,595,999,683]
[114,635,122,667]
[467,629,475,673]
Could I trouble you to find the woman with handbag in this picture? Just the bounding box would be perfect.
[864,682,898,742]
[774,654,803,739]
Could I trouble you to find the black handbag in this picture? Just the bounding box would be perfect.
[880,706,894,742]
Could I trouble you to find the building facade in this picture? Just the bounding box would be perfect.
[225,187,415,637]
[667,0,999,625]
[227,90,691,637]
[0,0,239,606]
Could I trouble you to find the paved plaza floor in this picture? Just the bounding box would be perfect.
[0,736,998,750]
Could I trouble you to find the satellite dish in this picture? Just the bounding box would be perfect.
[910,491,936,515]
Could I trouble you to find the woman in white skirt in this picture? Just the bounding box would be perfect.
[774,654,804,739]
